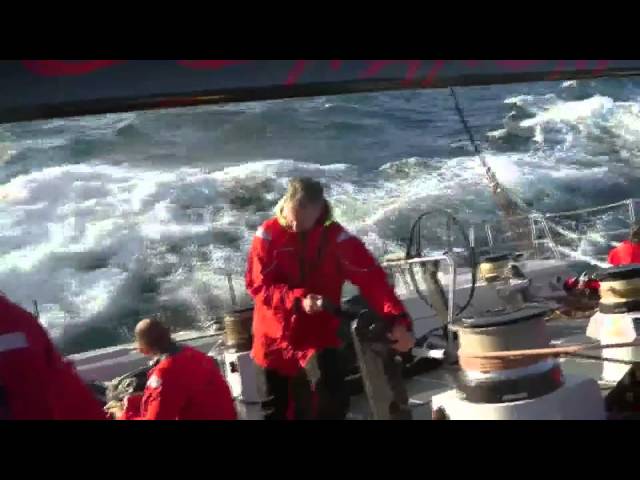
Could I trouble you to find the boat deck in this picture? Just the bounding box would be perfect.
[72,256,619,420]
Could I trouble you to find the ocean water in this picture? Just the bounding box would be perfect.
[2,77,640,354]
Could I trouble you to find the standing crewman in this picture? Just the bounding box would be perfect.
[0,294,106,420]
[608,225,640,266]
[246,177,414,420]
[110,318,237,420]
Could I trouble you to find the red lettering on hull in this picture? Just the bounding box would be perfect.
[22,60,125,77]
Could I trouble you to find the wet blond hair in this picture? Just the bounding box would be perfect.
[282,177,325,208]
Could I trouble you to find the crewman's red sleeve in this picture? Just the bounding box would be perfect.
[118,394,143,420]
[0,298,104,420]
[0,331,56,419]
[51,354,106,420]
[208,366,238,420]
[128,367,185,420]
[246,233,307,317]
[336,232,412,330]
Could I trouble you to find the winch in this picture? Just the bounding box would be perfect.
[453,305,563,404]
[587,264,640,385]
[596,264,640,314]
[476,252,533,311]
[431,305,605,419]
[478,253,512,283]
[219,307,266,407]
[223,307,253,353]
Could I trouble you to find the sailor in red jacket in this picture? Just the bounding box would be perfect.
[0,294,106,420]
[608,225,640,266]
[114,318,237,420]
[246,177,415,420]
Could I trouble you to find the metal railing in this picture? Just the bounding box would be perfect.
[471,198,638,265]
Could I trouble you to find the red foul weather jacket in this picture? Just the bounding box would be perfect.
[608,240,640,266]
[0,295,106,420]
[246,200,412,376]
[119,345,237,420]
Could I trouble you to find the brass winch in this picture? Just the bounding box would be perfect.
[596,264,640,314]
[223,307,254,352]
[478,253,512,283]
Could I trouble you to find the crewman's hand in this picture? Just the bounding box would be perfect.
[387,324,415,353]
[302,294,324,314]
[104,400,124,419]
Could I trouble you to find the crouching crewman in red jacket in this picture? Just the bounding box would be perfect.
[110,318,237,420]
[246,177,415,420]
